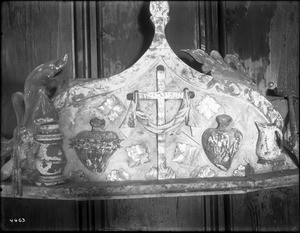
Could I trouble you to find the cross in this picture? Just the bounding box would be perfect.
[127,65,194,179]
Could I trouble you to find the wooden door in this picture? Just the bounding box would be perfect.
[1,1,299,231]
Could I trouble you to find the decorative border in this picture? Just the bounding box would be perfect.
[1,169,298,200]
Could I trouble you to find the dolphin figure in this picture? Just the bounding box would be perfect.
[1,54,68,181]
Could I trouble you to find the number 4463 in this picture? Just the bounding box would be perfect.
[9,218,26,223]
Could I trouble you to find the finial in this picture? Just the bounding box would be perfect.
[149,1,170,34]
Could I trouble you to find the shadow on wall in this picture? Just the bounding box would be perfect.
[1,79,24,139]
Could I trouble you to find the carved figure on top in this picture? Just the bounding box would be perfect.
[1,55,68,189]
[150,1,169,23]
[149,1,170,49]
[21,54,68,131]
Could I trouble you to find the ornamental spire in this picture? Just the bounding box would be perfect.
[150,1,169,34]
[149,1,170,48]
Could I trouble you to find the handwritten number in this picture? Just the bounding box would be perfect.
[9,218,26,223]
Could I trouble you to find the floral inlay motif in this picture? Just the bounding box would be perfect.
[98,95,125,121]
[197,95,221,120]
[232,164,246,177]
[126,144,150,167]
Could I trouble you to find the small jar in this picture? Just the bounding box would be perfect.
[35,126,67,186]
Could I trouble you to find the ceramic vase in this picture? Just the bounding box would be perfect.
[70,118,122,173]
[33,89,67,186]
[202,114,243,170]
[34,125,67,186]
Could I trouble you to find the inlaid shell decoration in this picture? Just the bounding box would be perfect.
[196,95,221,120]
[202,114,243,171]
[145,167,158,180]
[190,165,216,178]
[107,169,130,181]
[232,164,247,177]
[232,164,254,177]
[158,165,176,180]
[126,144,150,167]
[98,95,125,122]
[172,143,197,165]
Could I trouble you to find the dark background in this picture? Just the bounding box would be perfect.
[1,1,299,231]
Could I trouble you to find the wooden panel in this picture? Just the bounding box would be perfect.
[266,2,299,94]
[1,1,56,138]
[72,1,95,79]
[94,196,225,231]
[1,1,73,138]
[166,1,204,71]
[203,1,219,52]
[101,1,152,78]
[225,1,299,96]
[57,1,74,81]
[103,197,206,231]
[0,2,78,231]
[0,198,79,231]
[229,186,299,231]
[166,2,200,54]
[223,2,299,231]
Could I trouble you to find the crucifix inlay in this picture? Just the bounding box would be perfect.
[125,65,195,179]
